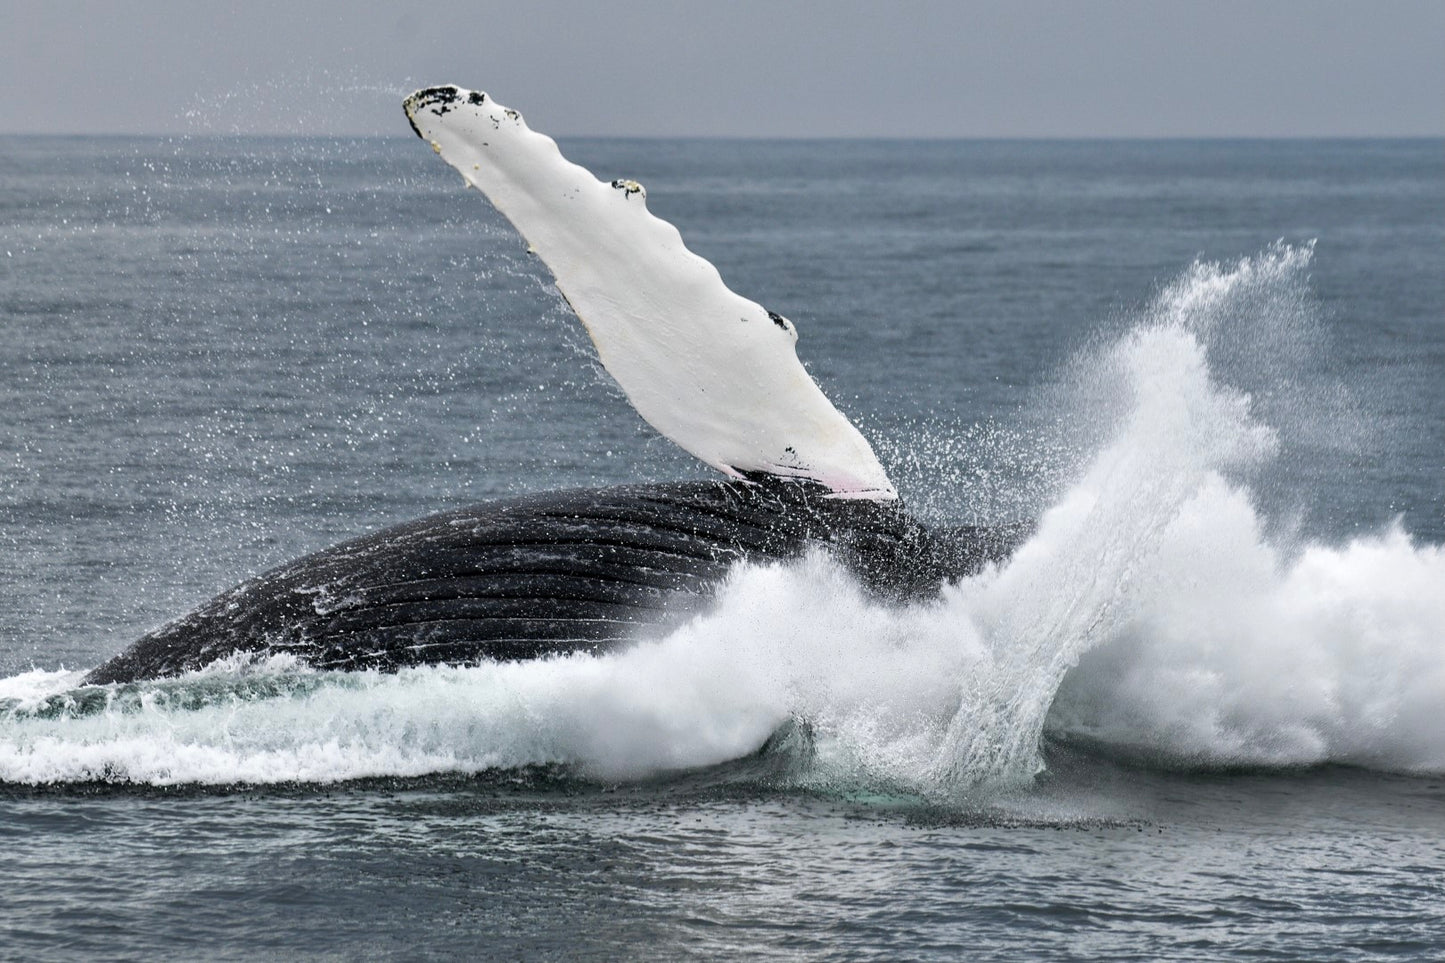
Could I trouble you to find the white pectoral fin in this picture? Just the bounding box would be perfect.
[404,85,897,500]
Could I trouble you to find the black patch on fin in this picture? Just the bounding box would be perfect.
[404,86,462,138]
[767,311,789,331]
[412,86,461,107]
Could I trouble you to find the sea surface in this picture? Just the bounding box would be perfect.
[1,131,1442,959]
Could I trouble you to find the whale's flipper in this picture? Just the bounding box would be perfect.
[404,86,896,500]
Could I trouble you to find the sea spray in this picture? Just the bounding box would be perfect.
[1051,502,1445,771]
[947,241,1442,781]
[0,557,978,786]
[929,270,1279,789]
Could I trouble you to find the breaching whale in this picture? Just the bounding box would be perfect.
[82,86,1020,687]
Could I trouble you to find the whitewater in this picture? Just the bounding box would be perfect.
[4,243,1438,791]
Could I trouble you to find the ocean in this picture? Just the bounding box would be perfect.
[1,132,1442,959]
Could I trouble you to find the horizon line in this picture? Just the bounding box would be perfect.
[3,130,1442,142]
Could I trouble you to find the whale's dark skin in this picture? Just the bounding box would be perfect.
[83,479,1021,685]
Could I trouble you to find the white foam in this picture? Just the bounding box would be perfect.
[0,668,88,705]
[1052,505,1445,771]
[3,243,1440,789]
[0,554,982,787]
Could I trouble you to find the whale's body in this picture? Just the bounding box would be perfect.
[84,480,1016,685]
[84,86,1019,685]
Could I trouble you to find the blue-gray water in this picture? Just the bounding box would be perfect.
[1,134,1442,959]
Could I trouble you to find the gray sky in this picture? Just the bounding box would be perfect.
[3,0,1442,137]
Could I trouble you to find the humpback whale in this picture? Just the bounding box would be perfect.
[83,86,1020,687]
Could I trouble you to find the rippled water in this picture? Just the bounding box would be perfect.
[1,132,1442,959]
[5,760,1441,961]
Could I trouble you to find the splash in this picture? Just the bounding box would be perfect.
[2,244,1440,790]
[930,247,1291,786]
[180,68,415,136]
[1051,502,1445,771]
[0,556,979,787]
